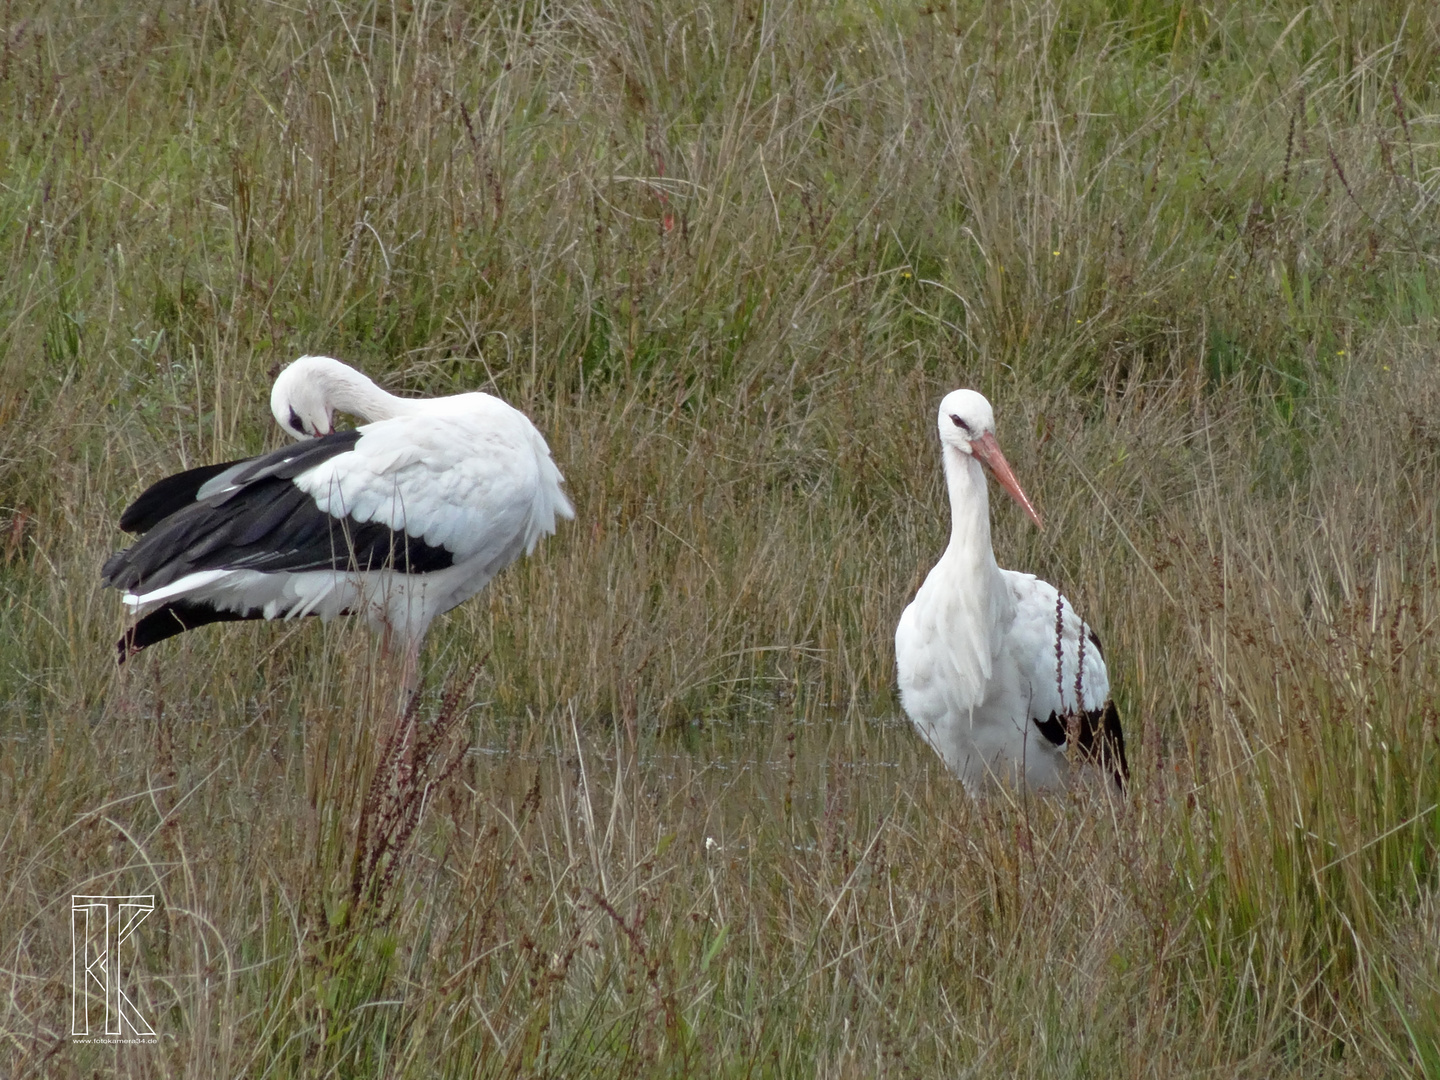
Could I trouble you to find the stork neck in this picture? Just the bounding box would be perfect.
[942,446,999,577]
[321,366,409,422]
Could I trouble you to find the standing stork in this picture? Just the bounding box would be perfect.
[895,389,1127,795]
[103,356,573,686]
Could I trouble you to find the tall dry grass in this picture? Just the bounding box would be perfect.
[1,0,1439,1075]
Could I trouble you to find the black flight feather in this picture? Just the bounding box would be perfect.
[118,601,262,662]
[1034,700,1129,790]
[118,461,235,534]
[104,430,455,650]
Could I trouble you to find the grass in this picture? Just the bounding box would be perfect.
[2,0,1439,1074]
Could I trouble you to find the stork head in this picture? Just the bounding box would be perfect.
[937,389,1044,529]
[271,356,340,439]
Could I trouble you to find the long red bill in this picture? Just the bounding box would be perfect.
[970,432,1044,530]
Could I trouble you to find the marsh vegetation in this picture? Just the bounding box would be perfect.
[2,0,1439,1075]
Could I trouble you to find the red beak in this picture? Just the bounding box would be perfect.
[970,432,1044,530]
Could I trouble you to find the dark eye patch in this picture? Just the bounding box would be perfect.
[949,414,972,433]
[288,407,306,435]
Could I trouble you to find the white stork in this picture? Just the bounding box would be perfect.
[103,356,574,684]
[895,389,1127,795]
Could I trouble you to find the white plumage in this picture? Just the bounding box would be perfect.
[895,389,1127,794]
[104,356,573,680]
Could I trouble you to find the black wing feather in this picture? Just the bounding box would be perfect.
[1034,701,1129,790]
[118,601,263,661]
[119,461,235,534]
[202,431,366,498]
[117,431,368,537]
[104,431,454,594]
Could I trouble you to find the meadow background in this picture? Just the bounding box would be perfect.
[2,0,1439,1075]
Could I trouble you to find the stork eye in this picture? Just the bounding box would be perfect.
[949,414,972,433]
[288,407,306,434]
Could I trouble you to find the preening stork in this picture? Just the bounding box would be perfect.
[894,389,1127,795]
[103,356,574,683]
